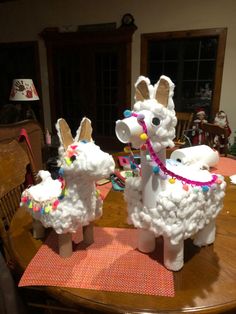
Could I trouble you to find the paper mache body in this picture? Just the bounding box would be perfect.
[21,117,115,235]
[115,75,226,271]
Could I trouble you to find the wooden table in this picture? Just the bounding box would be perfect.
[9,178,236,314]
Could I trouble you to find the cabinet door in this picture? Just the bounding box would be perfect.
[42,26,136,151]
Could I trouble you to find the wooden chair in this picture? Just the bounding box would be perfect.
[0,139,81,313]
[0,119,45,172]
[0,140,38,265]
[174,112,194,147]
[199,122,229,156]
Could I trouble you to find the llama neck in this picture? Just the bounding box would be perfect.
[64,174,95,195]
[141,148,166,208]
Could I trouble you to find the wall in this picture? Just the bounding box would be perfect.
[0,0,235,141]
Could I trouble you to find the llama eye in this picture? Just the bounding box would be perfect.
[152,117,160,126]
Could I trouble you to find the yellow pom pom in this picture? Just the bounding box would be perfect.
[45,205,52,213]
[169,178,176,184]
[140,133,148,141]
[124,146,131,153]
[65,157,72,166]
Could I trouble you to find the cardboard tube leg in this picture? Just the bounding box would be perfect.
[193,220,216,247]
[138,229,156,253]
[83,223,94,245]
[164,237,184,271]
[32,219,45,239]
[58,233,72,258]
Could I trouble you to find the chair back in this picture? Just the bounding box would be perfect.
[0,140,38,265]
[0,119,45,172]
[0,139,77,313]
[175,112,194,146]
[199,122,229,156]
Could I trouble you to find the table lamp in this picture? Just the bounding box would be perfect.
[9,78,39,120]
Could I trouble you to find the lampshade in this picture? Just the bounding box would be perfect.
[9,79,39,101]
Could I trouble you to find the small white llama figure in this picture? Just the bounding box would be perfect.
[115,75,226,271]
[21,117,115,257]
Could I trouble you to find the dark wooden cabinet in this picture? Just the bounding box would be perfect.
[41,25,136,151]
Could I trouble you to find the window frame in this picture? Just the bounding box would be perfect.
[141,28,227,119]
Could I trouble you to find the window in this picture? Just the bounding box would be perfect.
[141,28,227,120]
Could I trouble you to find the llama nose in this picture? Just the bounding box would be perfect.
[115,118,143,143]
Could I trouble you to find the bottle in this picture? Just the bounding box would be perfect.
[45,128,51,145]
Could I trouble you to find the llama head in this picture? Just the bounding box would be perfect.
[56,117,115,181]
[115,75,177,152]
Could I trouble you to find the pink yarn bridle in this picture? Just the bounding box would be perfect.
[130,111,219,189]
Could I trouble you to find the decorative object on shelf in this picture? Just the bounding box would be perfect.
[115,75,226,271]
[213,110,231,154]
[121,13,135,26]
[9,78,39,120]
[191,108,208,145]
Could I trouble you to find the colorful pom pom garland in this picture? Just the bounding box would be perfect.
[21,176,67,215]
[123,110,221,190]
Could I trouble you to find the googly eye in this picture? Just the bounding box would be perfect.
[152,117,160,126]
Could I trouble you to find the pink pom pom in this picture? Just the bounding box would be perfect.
[52,199,60,209]
[21,196,28,203]
[182,184,189,191]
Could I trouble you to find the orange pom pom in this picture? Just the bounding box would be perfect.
[140,144,147,151]
[182,184,189,191]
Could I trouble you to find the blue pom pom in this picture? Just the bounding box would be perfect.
[123,110,132,118]
[58,168,64,176]
[130,162,137,170]
[152,166,160,174]
[202,185,209,192]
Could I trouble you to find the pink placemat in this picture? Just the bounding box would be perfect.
[211,157,236,176]
[96,182,112,199]
[19,227,174,297]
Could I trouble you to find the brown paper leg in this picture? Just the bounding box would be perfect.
[58,233,72,258]
[32,219,45,239]
[83,222,94,245]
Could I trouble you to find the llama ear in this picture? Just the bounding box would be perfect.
[77,117,93,142]
[56,118,74,150]
[155,78,169,107]
[135,80,150,101]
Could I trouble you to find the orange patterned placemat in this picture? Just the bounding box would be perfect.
[19,227,174,297]
[211,157,236,177]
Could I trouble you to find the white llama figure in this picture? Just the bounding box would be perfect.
[115,76,226,271]
[21,117,115,257]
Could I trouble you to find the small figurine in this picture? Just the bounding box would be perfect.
[213,110,231,153]
[192,108,208,145]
